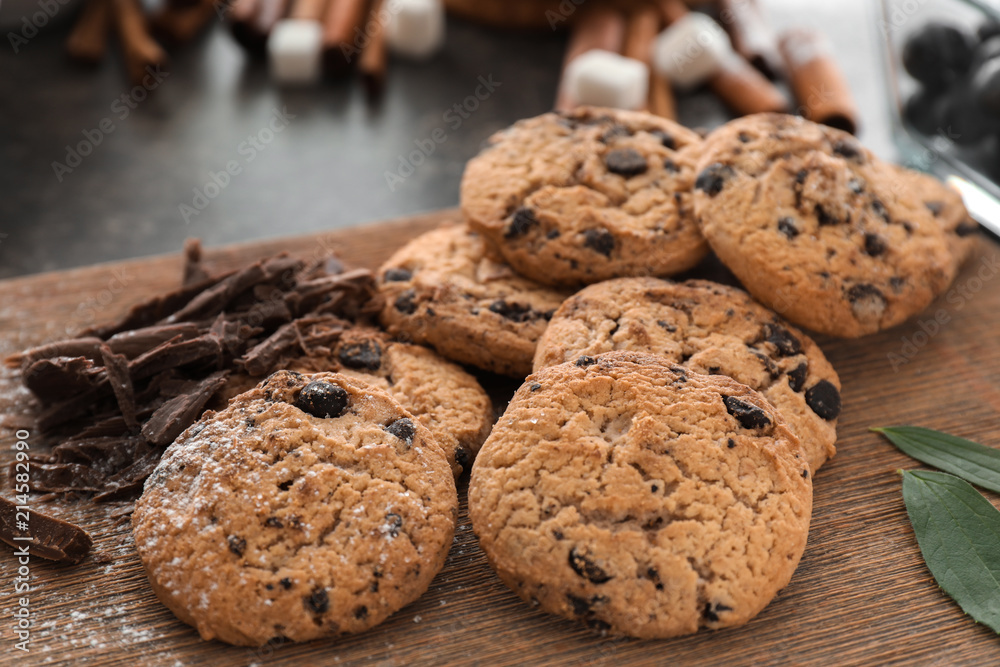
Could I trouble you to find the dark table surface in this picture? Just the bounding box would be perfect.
[0,0,891,279]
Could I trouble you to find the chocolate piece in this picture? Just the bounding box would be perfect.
[604,148,648,177]
[106,323,201,359]
[847,283,887,321]
[0,497,92,564]
[22,356,106,402]
[832,139,864,163]
[568,548,612,583]
[338,340,382,370]
[383,268,412,282]
[6,337,104,369]
[384,418,415,446]
[777,217,799,239]
[305,588,329,614]
[765,324,802,356]
[695,163,734,197]
[722,396,771,429]
[394,290,417,315]
[575,356,596,367]
[488,300,534,323]
[141,371,229,446]
[506,208,538,238]
[183,238,211,287]
[805,379,841,420]
[101,346,138,433]
[864,233,888,256]
[787,362,808,393]
[240,323,300,377]
[955,221,979,236]
[295,381,349,419]
[583,229,615,257]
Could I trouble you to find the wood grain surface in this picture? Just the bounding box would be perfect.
[1,209,999,666]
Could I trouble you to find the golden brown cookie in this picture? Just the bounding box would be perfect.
[533,278,841,472]
[216,327,494,477]
[377,223,571,377]
[461,107,708,287]
[133,370,457,646]
[693,113,962,337]
[469,351,812,639]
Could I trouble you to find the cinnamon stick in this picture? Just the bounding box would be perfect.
[322,0,369,78]
[554,5,626,111]
[718,0,784,79]
[358,0,387,99]
[153,0,219,44]
[780,28,859,134]
[110,0,168,86]
[624,6,675,119]
[66,0,112,64]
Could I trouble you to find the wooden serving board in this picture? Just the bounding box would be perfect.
[1,209,999,666]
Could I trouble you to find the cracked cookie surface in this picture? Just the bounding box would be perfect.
[461,107,708,287]
[133,370,457,646]
[693,113,962,337]
[217,327,494,477]
[534,278,840,472]
[469,351,811,639]
[377,222,571,377]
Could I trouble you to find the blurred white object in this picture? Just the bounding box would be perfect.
[564,49,649,111]
[653,13,732,89]
[269,19,324,85]
[385,0,445,59]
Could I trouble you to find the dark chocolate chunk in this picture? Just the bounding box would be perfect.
[765,324,802,356]
[870,199,890,223]
[864,233,888,256]
[656,320,677,332]
[280,578,293,590]
[384,512,403,538]
[787,362,809,393]
[889,276,906,291]
[228,535,246,557]
[265,517,284,528]
[777,217,799,239]
[394,290,417,315]
[569,549,612,584]
[383,268,412,282]
[354,606,368,619]
[723,396,771,429]
[805,379,842,420]
[338,339,382,370]
[663,158,679,172]
[604,148,648,177]
[703,601,734,623]
[22,356,106,402]
[600,124,630,142]
[924,200,943,216]
[530,383,542,391]
[848,178,865,194]
[832,139,865,163]
[0,497,92,564]
[506,208,539,238]
[727,438,736,449]
[802,469,809,478]
[815,204,838,226]
[847,283,887,321]
[305,588,329,614]
[695,163,734,196]
[141,371,229,446]
[295,381,350,419]
[583,229,615,257]
[547,229,561,239]
[385,418,415,446]
[955,221,979,236]
[576,356,597,367]
[737,132,751,143]
[651,129,676,149]
[489,300,534,323]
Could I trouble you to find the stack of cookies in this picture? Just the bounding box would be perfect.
[375,107,975,637]
[132,107,977,646]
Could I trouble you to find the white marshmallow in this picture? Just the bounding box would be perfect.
[652,13,732,89]
[268,19,324,85]
[385,0,445,60]
[564,49,649,111]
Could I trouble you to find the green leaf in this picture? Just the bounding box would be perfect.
[873,426,1000,494]
[902,470,1000,634]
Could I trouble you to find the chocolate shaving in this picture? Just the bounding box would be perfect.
[100,346,138,433]
[0,497,92,564]
[10,241,379,502]
[141,371,229,446]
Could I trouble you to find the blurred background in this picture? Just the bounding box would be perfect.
[0,0,896,278]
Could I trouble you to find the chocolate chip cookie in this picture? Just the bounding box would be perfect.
[693,113,961,337]
[213,328,493,477]
[534,278,841,472]
[461,107,708,287]
[133,370,457,646]
[377,222,571,377]
[469,351,811,639]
